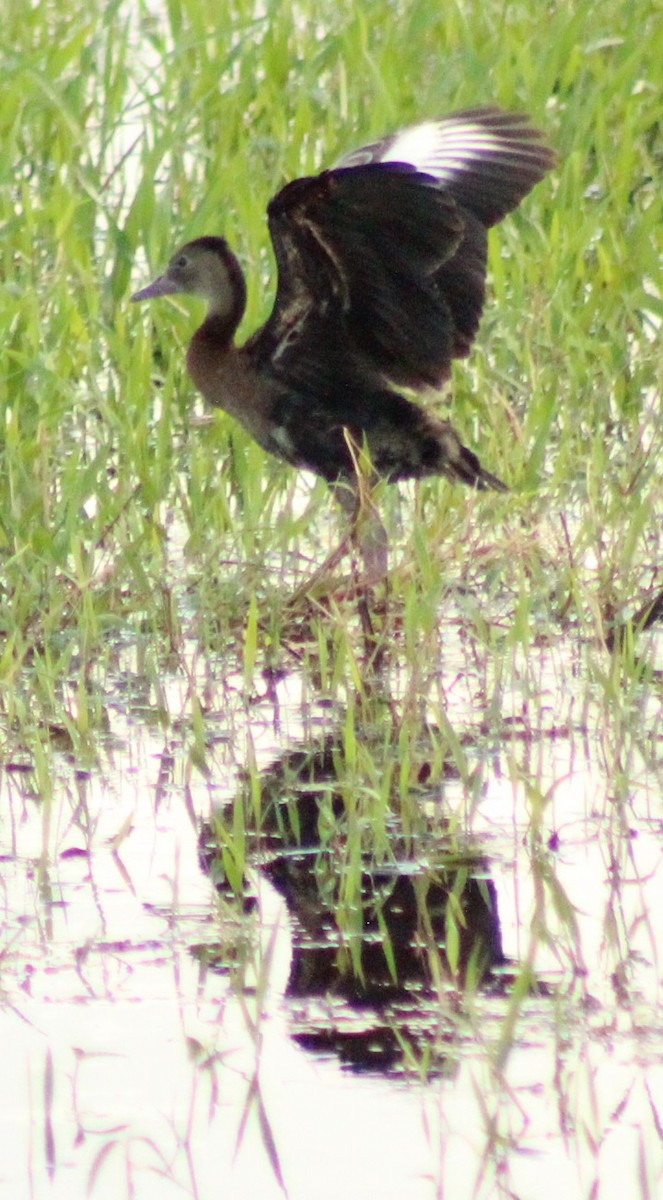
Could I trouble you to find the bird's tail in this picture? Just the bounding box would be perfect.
[434,421,508,492]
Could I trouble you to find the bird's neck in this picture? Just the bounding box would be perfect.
[198,247,248,345]
[196,309,241,348]
[185,326,275,449]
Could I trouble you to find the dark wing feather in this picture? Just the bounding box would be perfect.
[247,105,554,399]
[249,165,466,390]
[336,106,556,227]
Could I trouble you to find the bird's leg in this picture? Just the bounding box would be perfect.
[333,475,393,673]
[336,431,390,586]
[332,481,389,588]
[285,436,388,610]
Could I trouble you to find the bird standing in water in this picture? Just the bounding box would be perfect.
[132,107,554,581]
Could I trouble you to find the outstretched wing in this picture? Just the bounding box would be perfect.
[247,106,554,392]
[335,107,555,227]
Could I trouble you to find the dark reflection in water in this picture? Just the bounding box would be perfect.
[199,737,510,1076]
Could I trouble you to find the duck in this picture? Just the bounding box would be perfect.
[132,106,554,580]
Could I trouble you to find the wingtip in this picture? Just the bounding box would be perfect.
[336,104,555,227]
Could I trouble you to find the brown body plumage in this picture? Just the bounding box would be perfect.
[133,107,554,574]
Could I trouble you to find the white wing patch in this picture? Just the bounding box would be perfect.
[381,118,533,181]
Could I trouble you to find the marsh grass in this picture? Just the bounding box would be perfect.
[3,1,660,682]
[1,0,663,1193]
[0,0,650,649]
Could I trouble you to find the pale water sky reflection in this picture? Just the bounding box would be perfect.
[1,630,662,1200]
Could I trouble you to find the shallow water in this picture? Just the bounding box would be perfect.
[2,604,662,1200]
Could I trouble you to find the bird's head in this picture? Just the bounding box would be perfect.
[132,236,247,331]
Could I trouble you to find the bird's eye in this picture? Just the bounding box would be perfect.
[173,254,189,269]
